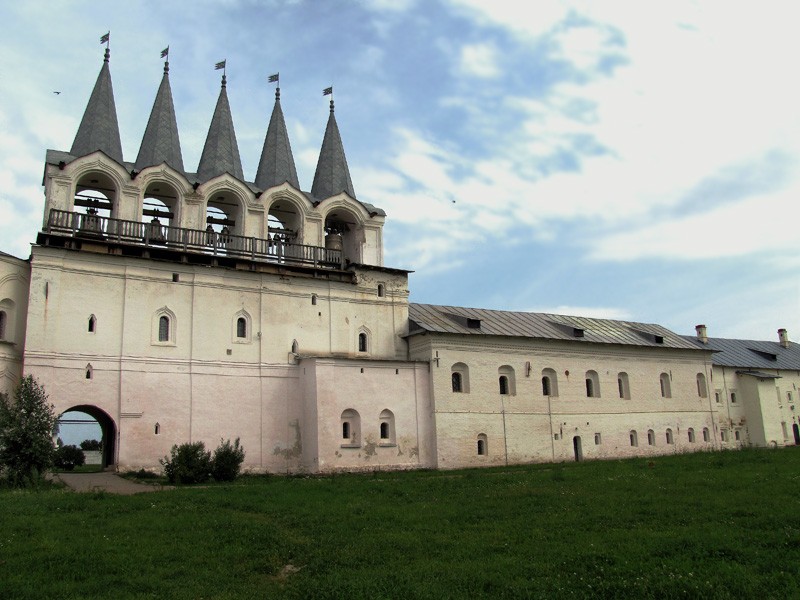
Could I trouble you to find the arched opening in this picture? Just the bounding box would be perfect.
[341,409,361,445]
[324,207,363,264]
[205,191,243,253]
[585,370,600,398]
[696,373,708,398]
[793,423,800,445]
[573,436,583,461]
[379,409,395,444]
[451,362,470,393]
[73,172,117,237]
[142,182,179,244]
[629,430,638,447]
[57,405,116,468]
[268,200,302,247]
[541,368,558,396]
[477,433,488,456]
[617,372,630,399]
[688,428,696,443]
[498,365,516,395]
[660,373,671,398]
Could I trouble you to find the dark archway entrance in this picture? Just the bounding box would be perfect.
[793,423,800,445]
[573,436,583,462]
[58,405,117,468]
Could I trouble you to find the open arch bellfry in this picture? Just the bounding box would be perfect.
[1,47,800,473]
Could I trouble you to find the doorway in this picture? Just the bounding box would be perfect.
[573,436,583,461]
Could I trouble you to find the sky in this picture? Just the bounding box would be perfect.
[1,0,799,344]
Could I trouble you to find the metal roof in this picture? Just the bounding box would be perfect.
[135,63,184,173]
[681,335,800,370]
[254,89,299,190]
[70,49,124,165]
[311,100,355,200]
[196,77,244,183]
[408,303,701,350]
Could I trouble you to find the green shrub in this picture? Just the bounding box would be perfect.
[0,376,58,487]
[160,442,211,484]
[211,438,245,482]
[80,439,102,451]
[54,445,85,471]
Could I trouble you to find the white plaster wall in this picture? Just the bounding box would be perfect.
[0,253,29,397]
[410,333,720,469]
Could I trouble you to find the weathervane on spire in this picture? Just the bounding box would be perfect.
[161,46,170,72]
[269,73,280,98]
[215,59,227,86]
[100,31,110,61]
[323,86,334,111]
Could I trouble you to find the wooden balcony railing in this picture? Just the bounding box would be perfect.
[46,209,344,269]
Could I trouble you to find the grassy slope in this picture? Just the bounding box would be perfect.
[2,448,799,599]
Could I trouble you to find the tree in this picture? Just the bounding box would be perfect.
[0,376,58,487]
[80,439,102,451]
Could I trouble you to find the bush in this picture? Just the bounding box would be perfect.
[80,439,102,451]
[0,376,58,487]
[160,442,211,484]
[211,438,246,482]
[54,445,85,471]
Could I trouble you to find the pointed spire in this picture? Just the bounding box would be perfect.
[255,87,299,190]
[311,99,356,199]
[135,60,184,173]
[70,48,124,164]
[196,73,243,183]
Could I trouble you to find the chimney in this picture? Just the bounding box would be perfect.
[695,324,708,344]
[778,328,790,348]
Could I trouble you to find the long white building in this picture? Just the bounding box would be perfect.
[1,49,797,472]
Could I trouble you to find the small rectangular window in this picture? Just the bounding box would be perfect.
[172,273,179,282]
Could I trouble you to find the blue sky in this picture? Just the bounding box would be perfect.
[1,0,798,342]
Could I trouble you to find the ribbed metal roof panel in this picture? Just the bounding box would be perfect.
[681,335,800,369]
[408,304,700,350]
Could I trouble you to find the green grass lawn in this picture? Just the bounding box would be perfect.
[2,448,799,599]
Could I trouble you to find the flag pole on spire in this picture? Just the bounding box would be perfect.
[161,46,169,59]
[100,31,110,48]
[323,86,334,110]
[269,72,280,98]
[215,59,227,85]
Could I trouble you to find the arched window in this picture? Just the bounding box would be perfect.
[341,409,360,445]
[647,429,655,446]
[236,317,247,338]
[541,368,558,396]
[377,283,385,298]
[617,372,630,399]
[730,392,737,404]
[379,409,395,444]
[585,370,600,398]
[665,428,674,444]
[451,363,469,393]
[696,373,707,398]
[358,332,368,353]
[499,376,509,395]
[477,433,488,456]
[153,307,176,345]
[594,433,602,445]
[88,315,96,333]
[0,310,6,340]
[85,364,93,380]
[702,427,710,442]
[154,423,160,435]
[498,365,516,395]
[659,373,671,398]
[688,428,696,443]
[159,315,170,342]
[629,430,638,447]
[311,294,318,306]
[291,339,299,354]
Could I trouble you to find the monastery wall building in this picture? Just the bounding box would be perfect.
[1,49,798,472]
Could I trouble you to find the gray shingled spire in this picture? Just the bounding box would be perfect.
[196,74,243,182]
[70,48,124,164]
[135,60,184,173]
[255,87,299,190]
[311,99,355,199]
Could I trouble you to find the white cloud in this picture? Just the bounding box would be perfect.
[458,43,501,78]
